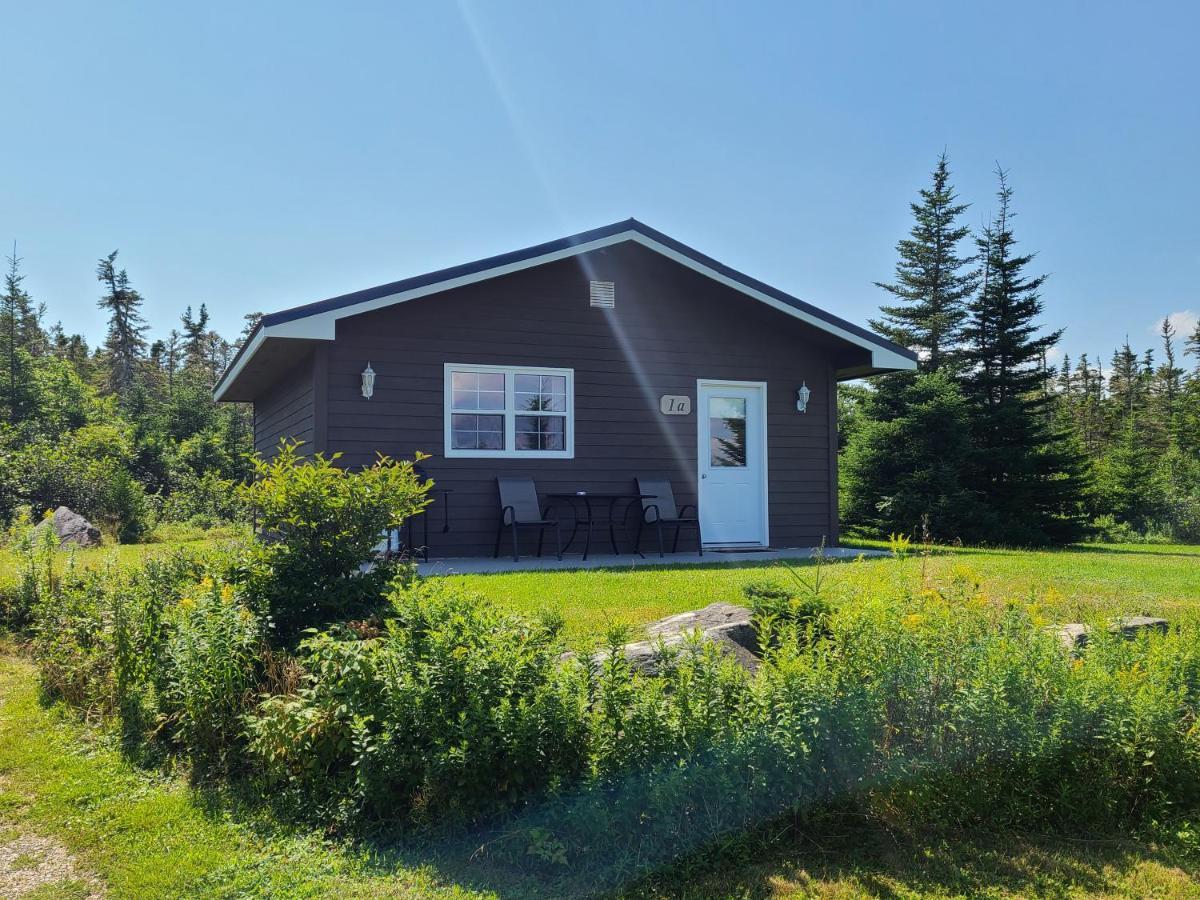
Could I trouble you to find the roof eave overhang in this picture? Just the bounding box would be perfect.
[214,222,918,402]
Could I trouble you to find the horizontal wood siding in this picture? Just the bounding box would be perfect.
[320,243,843,557]
[254,352,315,456]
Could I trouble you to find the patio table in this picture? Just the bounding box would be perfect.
[546,492,655,561]
[388,488,453,562]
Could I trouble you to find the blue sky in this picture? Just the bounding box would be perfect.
[4,1,1198,365]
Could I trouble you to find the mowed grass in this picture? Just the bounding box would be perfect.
[438,542,1200,641]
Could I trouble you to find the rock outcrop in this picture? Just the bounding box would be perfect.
[32,506,102,548]
[1054,615,1170,653]
[601,602,761,675]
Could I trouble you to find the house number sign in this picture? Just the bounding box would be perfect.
[659,395,691,415]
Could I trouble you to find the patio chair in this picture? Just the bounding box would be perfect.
[494,476,563,562]
[634,475,702,557]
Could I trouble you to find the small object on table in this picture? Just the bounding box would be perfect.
[546,492,656,561]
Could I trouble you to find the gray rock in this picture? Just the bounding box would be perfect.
[1053,616,1169,654]
[1056,623,1091,652]
[591,603,761,675]
[33,506,102,548]
[1110,616,1169,638]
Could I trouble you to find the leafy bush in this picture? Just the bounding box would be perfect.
[30,544,216,723]
[0,510,58,632]
[742,563,833,646]
[7,429,150,541]
[1087,514,1174,545]
[236,441,430,641]
[162,576,264,770]
[247,581,588,825]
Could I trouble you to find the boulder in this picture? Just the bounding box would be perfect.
[599,603,761,675]
[33,506,102,548]
[1109,616,1169,638]
[1056,623,1091,652]
[1053,616,1170,654]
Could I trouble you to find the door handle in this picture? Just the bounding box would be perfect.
[701,474,707,479]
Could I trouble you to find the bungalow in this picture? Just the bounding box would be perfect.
[214,219,916,558]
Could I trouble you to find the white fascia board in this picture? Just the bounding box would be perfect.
[871,347,918,371]
[215,228,915,401]
[212,326,266,401]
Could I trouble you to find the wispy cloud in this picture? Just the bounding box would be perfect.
[1148,309,1198,339]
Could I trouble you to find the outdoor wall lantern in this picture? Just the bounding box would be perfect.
[361,362,376,400]
[796,381,811,413]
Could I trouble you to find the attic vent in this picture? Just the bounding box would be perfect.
[589,280,615,309]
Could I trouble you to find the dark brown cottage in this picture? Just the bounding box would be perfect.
[215,220,916,558]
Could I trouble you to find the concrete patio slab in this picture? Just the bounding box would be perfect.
[417,545,887,576]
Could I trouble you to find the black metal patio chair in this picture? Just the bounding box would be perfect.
[494,476,563,562]
[634,475,702,557]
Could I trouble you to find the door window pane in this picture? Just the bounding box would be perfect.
[515,415,565,451]
[708,396,747,467]
[451,413,504,450]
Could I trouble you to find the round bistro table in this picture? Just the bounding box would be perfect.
[546,492,656,561]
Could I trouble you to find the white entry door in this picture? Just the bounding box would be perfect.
[697,380,767,546]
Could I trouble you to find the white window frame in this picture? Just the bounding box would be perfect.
[443,363,575,459]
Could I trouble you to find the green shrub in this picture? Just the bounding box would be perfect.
[10,430,150,542]
[743,569,832,647]
[247,581,588,825]
[162,576,264,771]
[159,470,246,528]
[0,510,58,632]
[236,441,430,641]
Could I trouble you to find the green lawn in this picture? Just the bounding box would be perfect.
[439,542,1200,641]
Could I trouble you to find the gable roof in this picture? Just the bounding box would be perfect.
[214,218,916,401]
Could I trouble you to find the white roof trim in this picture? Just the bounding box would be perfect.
[214,229,914,400]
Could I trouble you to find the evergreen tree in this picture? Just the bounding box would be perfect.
[1108,339,1141,424]
[181,303,209,368]
[238,311,263,349]
[840,372,986,541]
[1154,316,1184,440]
[164,328,182,398]
[960,167,1087,543]
[870,153,976,373]
[1186,319,1200,374]
[96,250,148,399]
[0,249,39,425]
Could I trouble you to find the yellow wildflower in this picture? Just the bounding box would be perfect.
[179,596,196,610]
[220,583,235,603]
[199,576,215,591]
[902,613,926,630]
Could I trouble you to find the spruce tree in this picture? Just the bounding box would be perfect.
[1186,319,1200,374]
[97,250,148,400]
[1108,339,1141,424]
[842,153,980,540]
[0,249,39,425]
[870,153,976,373]
[960,167,1087,543]
[181,303,210,369]
[1154,316,1184,440]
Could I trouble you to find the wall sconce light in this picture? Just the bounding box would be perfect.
[796,381,811,413]
[361,362,376,400]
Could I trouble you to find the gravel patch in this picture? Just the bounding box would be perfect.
[0,834,103,898]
